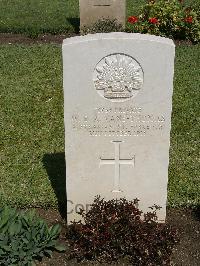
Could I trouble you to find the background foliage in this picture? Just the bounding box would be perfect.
[0,0,198,36]
[81,19,124,34]
[127,0,200,42]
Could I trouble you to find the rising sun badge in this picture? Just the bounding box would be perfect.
[93,54,143,102]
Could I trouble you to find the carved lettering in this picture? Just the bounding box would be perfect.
[71,106,166,137]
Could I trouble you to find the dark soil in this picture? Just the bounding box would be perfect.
[33,207,200,266]
[168,208,200,266]
[0,33,78,45]
[0,33,194,46]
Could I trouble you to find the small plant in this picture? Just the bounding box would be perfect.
[81,19,124,35]
[127,0,200,43]
[0,206,65,265]
[68,196,179,265]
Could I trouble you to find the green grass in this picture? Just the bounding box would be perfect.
[0,0,79,35]
[0,45,64,207]
[1,0,198,36]
[168,44,200,207]
[0,43,199,209]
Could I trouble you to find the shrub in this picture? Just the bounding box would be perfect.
[81,19,124,35]
[127,0,200,43]
[68,196,179,265]
[0,206,65,265]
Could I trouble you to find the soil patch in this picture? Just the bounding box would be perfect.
[0,33,194,46]
[0,33,78,45]
[32,207,200,266]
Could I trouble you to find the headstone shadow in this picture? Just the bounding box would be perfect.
[66,17,80,33]
[192,205,200,222]
[43,153,67,220]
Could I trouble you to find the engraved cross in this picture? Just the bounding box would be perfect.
[99,141,135,193]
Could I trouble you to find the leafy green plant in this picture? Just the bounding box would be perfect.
[68,196,179,265]
[0,206,65,265]
[81,19,124,35]
[127,0,200,43]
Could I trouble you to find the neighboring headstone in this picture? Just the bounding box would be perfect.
[79,0,126,31]
[62,33,175,223]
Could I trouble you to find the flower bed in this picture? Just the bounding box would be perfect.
[127,0,200,43]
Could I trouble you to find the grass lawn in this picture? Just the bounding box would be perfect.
[0,0,199,36]
[0,43,199,209]
[168,44,200,207]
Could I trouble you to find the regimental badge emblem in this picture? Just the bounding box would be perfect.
[93,54,143,102]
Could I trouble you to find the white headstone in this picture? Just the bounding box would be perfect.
[62,33,175,223]
[79,0,126,30]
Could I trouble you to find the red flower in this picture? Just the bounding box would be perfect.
[128,16,139,24]
[149,17,158,24]
[185,16,193,23]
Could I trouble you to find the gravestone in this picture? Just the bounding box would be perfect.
[62,33,175,223]
[79,0,126,31]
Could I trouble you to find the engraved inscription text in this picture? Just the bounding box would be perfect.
[71,106,165,137]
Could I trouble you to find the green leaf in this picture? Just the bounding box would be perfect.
[50,224,61,237]
[44,249,53,257]
[54,244,66,252]
[2,245,11,252]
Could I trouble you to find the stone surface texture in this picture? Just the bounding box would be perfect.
[62,33,175,222]
[79,0,126,30]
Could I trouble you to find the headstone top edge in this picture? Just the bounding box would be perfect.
[62,33,175,47]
